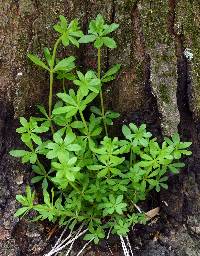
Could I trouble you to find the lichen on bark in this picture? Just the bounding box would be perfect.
[139,0,180,135]
[175,0,200,120]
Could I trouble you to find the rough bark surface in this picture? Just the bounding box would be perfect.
[0,0,200,255]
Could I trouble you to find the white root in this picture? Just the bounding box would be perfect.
[120,235,135,256]
[55,225,84,251]
[44,225,88,256]
[45,226,135,256]
[106,227,112,239]
[125,236,134,256]
[76,239,94,256]
[53,229,88,255]
[120,235,130,256]
[134,204,142,213]
[53,226,68,249]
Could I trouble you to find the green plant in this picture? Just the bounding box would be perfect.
[10,14,192,244]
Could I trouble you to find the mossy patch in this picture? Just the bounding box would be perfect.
[159,83,171,104]
[175,0,200,117]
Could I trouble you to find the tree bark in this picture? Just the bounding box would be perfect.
[0,0,200,255]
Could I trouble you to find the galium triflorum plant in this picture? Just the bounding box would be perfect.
[10,14,192,245]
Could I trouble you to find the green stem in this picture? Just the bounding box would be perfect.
[69,182,81,193]
[98,47,108,136]
[79,110,89,134]
[48,37,62,119]
[48,71,54,134]
[36,159,46,174]
[49,71,54,118]
[130,148,133,167]
[29,142,46,175]
[97,48,101,79]
[62,78,66,93]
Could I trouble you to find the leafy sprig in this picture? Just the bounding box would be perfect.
[10,14,192,245]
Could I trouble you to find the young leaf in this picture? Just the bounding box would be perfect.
[14,207,29,217]
[102,64,121,79]
[27,54,49,70]
[102,37,117,48]
[94,37,104,48]
[79,35,96,43]
[43,48,52,66]
[9,150,27,157]
[54,56,75,72]
[103,23,119,35]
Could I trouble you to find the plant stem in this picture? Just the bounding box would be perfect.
[36,159,46,174]
[98,47,108,136]
[130,148,133,167]
[48,37,62,119]
[69,182,81,193]
[49,70,54,118]
[79,110,89,134]
[62,78,66,93]
[29,143,46,175]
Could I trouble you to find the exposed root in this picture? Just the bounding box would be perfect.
[120,235,134,256]
[125,236,134,256]
[45,226,135,256]
[134,203,142,213]
[44,225,88,256]
[76,239,93,256]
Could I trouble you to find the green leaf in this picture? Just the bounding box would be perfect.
[103,64,121,78]
[84,233,95,242]
[59,15,68,29]
[101,76,115,83]
[27,54,49,70]
[81,92,98,108]
[54,56,75,72]
[91,127,102,136]
[32,165,45,175]
[43,190,51,207]
[19,117,28,128]
[16,127,27,133]
[52,106,77,115]
[94,37,104,48]
[69,36,79,47]
[57,93,76,106]
[9,150,27,157]
[31,176,44,184]
[160,183,168,189]
[37,105,48,118]
[122,125,132,139]
[31,133,42,145]
[79,35,96,43]
[32,125,49,133]
[53,130,64,144]
[16,195,28,205]
[61,33,69,46]
[53,24,63,33]
[21,133,31,144]
[103,23,119,35]
[97,168,108,178]
[14,207,29,217]
[67,144,81,152]
[71,121,84,129]
[105,111,120,119]
[90,106,101,115]
[102,37,117,48]
[87,165,105,170]
[43,48,52,66]
[29,152,37,164]
[67,157,77,166]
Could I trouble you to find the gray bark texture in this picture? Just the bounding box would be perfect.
[0,0,200,255]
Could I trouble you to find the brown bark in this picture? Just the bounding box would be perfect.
[0,0,200,255]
